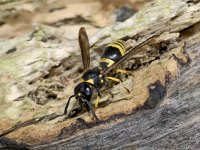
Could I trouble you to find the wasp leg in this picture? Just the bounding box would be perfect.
[116,69,129,80]
[116,69,129,79]
[107,76,121,82]
[107,76,130,93]
[116,69,127,74]
[94,88,101,108]
[95,96,100,108]
[84,100,100,121]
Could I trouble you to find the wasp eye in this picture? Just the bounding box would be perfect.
[85,87,90,95]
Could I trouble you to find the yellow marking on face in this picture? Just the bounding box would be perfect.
[116,69,127,74]
[101,79,104,83]
[107,76,120,82]
[99,74,102,77]
[100,58,115,67]
[78,93,81,96]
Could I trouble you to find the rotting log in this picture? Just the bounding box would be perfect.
[0,0,200,149]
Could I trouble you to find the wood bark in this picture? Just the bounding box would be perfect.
[0,0,200,149]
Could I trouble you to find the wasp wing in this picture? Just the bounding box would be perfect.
[79,27,90,71]
[103,35,158,75]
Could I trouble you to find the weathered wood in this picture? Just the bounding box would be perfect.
[0,0,200,149]
[30,38,200,150]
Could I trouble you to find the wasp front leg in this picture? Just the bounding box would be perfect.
[84,100,100,121]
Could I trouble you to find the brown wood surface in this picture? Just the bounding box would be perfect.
[29,26,200,150]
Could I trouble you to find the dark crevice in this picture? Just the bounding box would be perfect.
[49,6,66,13]
[6,47,17,54]
[0,137,29,150]
[47,94,57,99]
[41,35,56,43]
[49,16,91,27]
[0,20,5,26]
[143,80,166,109]
[43,74,50,79]
[170,11,184,21]
[187,0,200,4]
[179,21,200,39]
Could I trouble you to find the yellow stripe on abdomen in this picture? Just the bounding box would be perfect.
[100,58,115,67]
[107,41,125,56]
[115,40,125,51]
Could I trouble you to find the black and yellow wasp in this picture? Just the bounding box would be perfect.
[64,27,155,120]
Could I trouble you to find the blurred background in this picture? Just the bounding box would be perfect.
[0,0,151,40]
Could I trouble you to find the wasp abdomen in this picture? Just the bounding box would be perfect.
[100,40,125,70]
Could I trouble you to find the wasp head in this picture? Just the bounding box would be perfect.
[74,82,93,102]
[64,82,93,115]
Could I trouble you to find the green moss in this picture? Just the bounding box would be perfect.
[0,46,47,79]
[33,109,49,119]
[112,26,135,39]
[0,101,24,120]
[0,0,17,5]
[22,99,33,111]
[31,24,57,41]
[0,85,6,105]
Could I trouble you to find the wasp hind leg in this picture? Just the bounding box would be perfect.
[107,76,121,82]
[116,69,127,74]
[107,76,130,93]
[116,69,129,79]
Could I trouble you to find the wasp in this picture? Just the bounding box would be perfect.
[64,27,156,121]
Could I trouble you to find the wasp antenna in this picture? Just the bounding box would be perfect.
[84,99,100,121]
[64,95,76,115]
